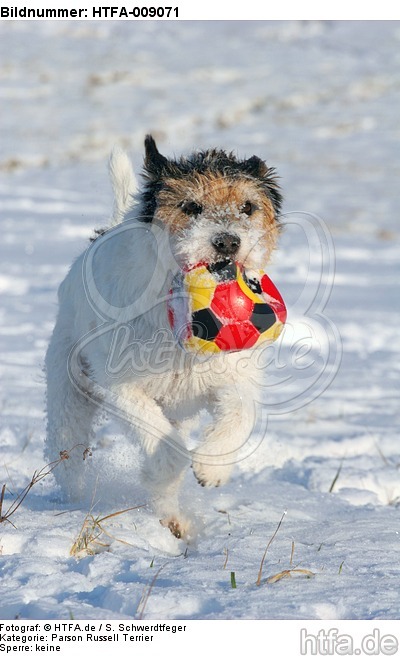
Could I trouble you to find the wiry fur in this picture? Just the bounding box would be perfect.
[45,136,283,540]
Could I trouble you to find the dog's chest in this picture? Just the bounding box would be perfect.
[142,365,218,406]
[138,351,247,408]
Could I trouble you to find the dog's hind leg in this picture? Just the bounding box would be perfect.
[44,329,97,502]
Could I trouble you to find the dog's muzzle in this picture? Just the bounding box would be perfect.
[211,232,241,257]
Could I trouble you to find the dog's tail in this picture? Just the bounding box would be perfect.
[109,146,137,226]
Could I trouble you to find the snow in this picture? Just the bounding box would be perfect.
[0,20,400,621]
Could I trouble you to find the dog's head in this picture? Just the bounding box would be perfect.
[139,135,282,270]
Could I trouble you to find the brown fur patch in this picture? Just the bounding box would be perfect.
[160,517,186,539]
[154,172,279,251]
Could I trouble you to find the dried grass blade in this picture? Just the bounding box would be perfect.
[256,510,287,586]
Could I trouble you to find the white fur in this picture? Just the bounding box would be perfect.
[175,211,271,271]
[45,147,270,538]
[109,145,138,224]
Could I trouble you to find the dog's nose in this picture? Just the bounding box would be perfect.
[211,232,241,257]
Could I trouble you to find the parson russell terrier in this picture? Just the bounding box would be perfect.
[45,135,283,539]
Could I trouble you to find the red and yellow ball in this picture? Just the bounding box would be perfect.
[168,260,286,355]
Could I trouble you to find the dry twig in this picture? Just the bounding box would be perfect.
[136,564,167,620]
[70,505,145,558]
[256,510,287,586]
[267,568,315,584]
[0,446,89,528]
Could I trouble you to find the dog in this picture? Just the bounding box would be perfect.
[45,135,282,539]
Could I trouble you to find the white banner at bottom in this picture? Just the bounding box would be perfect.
[1,620,400,655]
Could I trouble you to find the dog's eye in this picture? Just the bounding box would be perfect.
[180,200,203,216]
[241,201,254,216]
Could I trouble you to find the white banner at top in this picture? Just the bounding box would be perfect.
[0,0,399,20]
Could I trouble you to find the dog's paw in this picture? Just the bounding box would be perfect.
[191,460,232,488]
[160,516,192,541]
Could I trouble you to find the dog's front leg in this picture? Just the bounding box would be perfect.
[110,384,190,535]
[191,387,256,488]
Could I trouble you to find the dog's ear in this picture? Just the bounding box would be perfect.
[242,155,269,178]
[144,135,169,178]
[243,155,283,215]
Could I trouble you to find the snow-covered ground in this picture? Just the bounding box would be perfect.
[0,20,400,620]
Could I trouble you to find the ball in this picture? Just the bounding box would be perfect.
[167,260,287,355]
